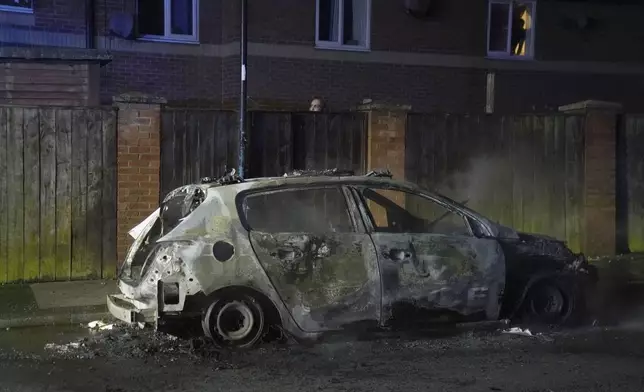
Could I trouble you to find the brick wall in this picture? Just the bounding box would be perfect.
[360,103,409,224]
[559,100,621,256]
[224,0,485,54]
[100,51,222,106]
[2,0,644,113]
[244,57,486,113]
[495,71,644,113]
[115,94,164,263]
[536,2,644,63]
[33,0,86,34]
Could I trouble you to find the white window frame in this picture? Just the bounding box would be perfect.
[486,0,536,60]
[315,0,371,52]
[138,0,199,44]
[0,0,33,14]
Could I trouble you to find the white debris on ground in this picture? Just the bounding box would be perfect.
[503,327,535,337]
[87,320,114,331]
[502,327,554,342]
[44,342,82,354]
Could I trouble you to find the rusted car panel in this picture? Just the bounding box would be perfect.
[108,173,596,347]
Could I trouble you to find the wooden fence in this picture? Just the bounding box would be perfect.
[160,109,238,200]
[622,115,644,253]
[160,109,367,197]
[0,106,117,283]
[406,113,585,251]
[247,111,366,178]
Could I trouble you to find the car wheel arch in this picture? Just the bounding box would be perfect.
[505,271,580,320]
[203,285,283,328]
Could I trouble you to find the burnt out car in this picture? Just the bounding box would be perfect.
[107,170,597,348]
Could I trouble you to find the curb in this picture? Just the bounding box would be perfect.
[0,310,112,329]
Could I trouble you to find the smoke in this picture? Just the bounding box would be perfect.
[591,256,644,330]
[434,155,510,209]
[428,152,572,242]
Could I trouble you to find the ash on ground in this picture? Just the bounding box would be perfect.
[42,324,237,363]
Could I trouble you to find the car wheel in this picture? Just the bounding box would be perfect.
[521,278,577,326]
[202,294,265,349]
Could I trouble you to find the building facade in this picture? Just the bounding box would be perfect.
[1,0,644,112]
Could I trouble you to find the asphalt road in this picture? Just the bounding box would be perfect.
[1,320,644,392]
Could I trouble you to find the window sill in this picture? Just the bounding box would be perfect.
[0,5,33,14]
[315,43,370,53]
[486,53,534,61]
[0,9,34,26]
[137,36,200,45]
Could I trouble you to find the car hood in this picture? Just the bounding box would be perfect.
[486,223,586,265]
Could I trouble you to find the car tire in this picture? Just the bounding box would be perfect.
[201,293,266,349]
[520,277,582,326]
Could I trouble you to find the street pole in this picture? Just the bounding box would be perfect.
[238,0,248,178]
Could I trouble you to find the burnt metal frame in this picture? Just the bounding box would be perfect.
[234,177,498,238]
[235,184,363,234]
[347,185,477,238]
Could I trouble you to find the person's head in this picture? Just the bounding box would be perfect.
[309,97,324,112]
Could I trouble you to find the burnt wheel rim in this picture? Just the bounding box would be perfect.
[529,284,566,319]
[216,301,255,341]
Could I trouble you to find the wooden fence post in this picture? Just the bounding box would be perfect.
[114,93,166,264]
[559,100,622,256]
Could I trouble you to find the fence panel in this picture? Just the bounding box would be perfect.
[406,113,585,251]
[0,106,117,283]
[248,111,367,178]
[160,109,238,199]
[623,115,644,253]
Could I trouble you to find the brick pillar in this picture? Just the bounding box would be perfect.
[114,93,166,263]
[356,101,411,225]
[356,101,411,178]
[559,100,621,256]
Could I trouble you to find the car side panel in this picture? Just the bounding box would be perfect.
[249,232,380,333]
[370,232,505,324]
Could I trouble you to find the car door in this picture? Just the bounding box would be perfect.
[349,185,505,327]
[242,185,380,333]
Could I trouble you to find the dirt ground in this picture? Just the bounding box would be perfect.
[1,320,644,392]
[1,262,643,392]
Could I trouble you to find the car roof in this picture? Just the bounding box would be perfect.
[208,173,466,210]
[219,174,423,193]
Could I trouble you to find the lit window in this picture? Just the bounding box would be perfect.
[316,0,371,51]
[487,0,536,58]
[0,0,32,13]
[137,0,198,43]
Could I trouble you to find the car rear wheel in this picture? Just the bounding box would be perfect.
[202,294,265,348]
[521,278,577,326]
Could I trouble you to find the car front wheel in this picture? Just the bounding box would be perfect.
[202,294,265,348]
[521,277,581,326]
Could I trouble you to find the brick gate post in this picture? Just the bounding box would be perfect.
[356,101,411,179]
[355,101,411,220]
[113,93,166,264]
[559,100,622,256]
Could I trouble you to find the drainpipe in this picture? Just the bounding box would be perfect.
[238,0,248,178]
[86,0,96,49]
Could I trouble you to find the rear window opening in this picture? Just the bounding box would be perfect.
[161,187,206,234]
[120,186,206,282]
[241,187,354,233]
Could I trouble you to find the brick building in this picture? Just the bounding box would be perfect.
[1,0,644,112]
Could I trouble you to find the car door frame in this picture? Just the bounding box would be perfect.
[346,183,507,326]
[237,182,382,332]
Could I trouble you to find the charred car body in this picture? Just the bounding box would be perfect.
[108,170,597,348]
